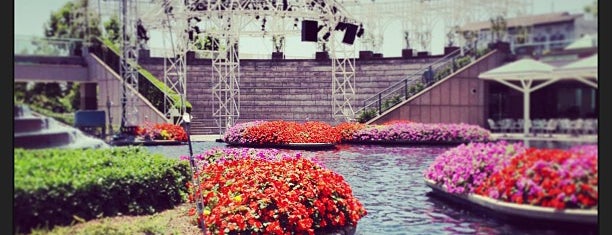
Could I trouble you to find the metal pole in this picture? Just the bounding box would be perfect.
[182,113,206,234]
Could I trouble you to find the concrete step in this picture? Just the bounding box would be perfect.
[14,131,73,149]
[14,117,46,134]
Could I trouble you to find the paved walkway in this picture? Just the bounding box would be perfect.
[190,134,224,142]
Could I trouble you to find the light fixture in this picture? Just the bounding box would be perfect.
[322,31,331,41]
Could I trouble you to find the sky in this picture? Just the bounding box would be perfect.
[14,0,596,57]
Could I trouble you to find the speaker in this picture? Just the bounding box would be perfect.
[342,23,358,45]
[301,20,318,42]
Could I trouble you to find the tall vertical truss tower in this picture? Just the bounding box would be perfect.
[158,1,190,123]
[119,0,141,128]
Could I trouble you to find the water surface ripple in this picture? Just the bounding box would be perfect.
[146,143,598,235]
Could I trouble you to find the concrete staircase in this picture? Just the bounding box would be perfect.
[14,105,109,150]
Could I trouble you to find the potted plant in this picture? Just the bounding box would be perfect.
[316,40,330,60]
[401,30,414,58]
[416,31,431,57]
[272,35,285,60]
[488,16,510,51]
[358,32,375,59]
[444,26,460,55]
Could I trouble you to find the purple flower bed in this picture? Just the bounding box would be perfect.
[423,141,526,194]
[348,122,492,143]
[222,121,265,143]
[180,147,325,170]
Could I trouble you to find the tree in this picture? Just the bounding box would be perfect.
[584,0,597,17]
[18,0,103,113]
[446,26,458,47]
[403,31,410,49]
[514,25,531,44]
[104,14,122,46]
[272,35,285,53]
[43,0,102,42]
[489,16,507,42]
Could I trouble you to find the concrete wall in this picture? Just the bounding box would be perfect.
[369,50,508,127]
[139,53,443,134]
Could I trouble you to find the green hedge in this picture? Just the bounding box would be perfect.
[14,147,191,234]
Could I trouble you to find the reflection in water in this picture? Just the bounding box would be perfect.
[145,143,598,235]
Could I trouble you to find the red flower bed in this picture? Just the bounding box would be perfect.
[242,120,341,144]
[474,147,598,210]
[188,156,367,234]
[137,122,188,142]
[334,122,366,141]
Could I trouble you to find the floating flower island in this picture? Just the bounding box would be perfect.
[223,120,341,150]
[424,142,597,225]
[339,121,492,145]
[111,123,189,146]
[223,120,492,149]
[181,148,367,234]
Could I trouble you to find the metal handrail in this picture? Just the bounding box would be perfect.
[355,46,482,121]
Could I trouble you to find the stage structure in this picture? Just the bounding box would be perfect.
[89,0,532,134]
[89,0,168,131]
[93,0,364,134]
[343,0,532,53]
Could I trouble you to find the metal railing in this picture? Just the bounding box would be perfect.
[510,39,575,55]
[14,35,85,57]
[355,46,487,123]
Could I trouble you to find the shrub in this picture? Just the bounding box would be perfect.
[14,147,191,233]
[356,108,377,123]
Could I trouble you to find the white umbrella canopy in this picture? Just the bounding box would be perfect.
[554,54,598,79]
[479,58,556,81]
[565,34,597,50]
[478,58,557,140]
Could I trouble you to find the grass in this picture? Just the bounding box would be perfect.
[24,203,203,235]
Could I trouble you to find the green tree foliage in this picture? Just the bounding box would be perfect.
[43,0,102,42]
[17,0,103,113]
[489,16,507,42]
[104,14,122,46]
[584,0,597,17]
[15,82,80,113]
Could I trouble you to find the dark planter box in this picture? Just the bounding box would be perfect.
[186,51,196,62]
[359,50,373,59]
[488,41,511,52]
[316,51,329,60]
[402,49,414,58]
[272,52,285,60]
[444,46,459,55]
[139,49,150,59]
[417,51,430,58]
[373,53,383,58]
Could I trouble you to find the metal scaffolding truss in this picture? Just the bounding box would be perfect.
[160,12,190,123]
[343,0,532,52]
[89,0,533,129]
[90,0,167,128]
[135,0,363,132]
[119,0,141,128]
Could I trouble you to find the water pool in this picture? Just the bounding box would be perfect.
[145,142,598,235]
